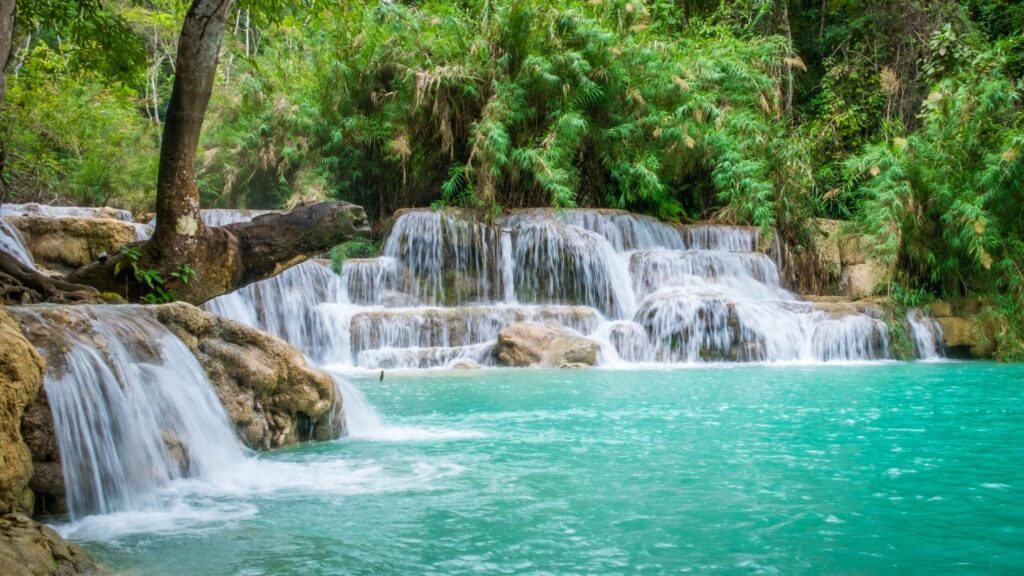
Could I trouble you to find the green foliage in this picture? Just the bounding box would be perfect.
[330,239,380,274]
[844,39,1024,359]
[113,246,196,304]
[198,0,805,230]
[3,0,1024,357]
[2,44,158,212]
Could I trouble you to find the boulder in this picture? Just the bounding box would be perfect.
[155,302,344,449]
[930,300,994,359]
[0,514,96,576]
[0,310,44,515]
[450,359,482,370]
[496,322,598,368]
[351,305,600,356]
[8,216,139,274]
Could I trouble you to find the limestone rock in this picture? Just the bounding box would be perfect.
[9,216,139,274]
[840,261,887,299]
[155,302,344,449]
[450,359,482,370]
[496,322,598,368]
[838,234,871,266]
[0,310,44,515]
[931,300,993,358]
[0,514,96,576]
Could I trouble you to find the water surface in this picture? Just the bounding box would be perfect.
[70,363,1024,574]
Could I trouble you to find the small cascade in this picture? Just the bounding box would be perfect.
[382,210,506,305]
[340,257,404,306]
[349,305,600,369]
[906,309,946,360]
[200,207,895,368]
[205,261,346,364]
[500,229,516,303]
[11,306,245,520]
[0,216,35,268]
[506,212,635,318]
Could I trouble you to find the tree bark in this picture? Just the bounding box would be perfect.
[150,0,234,263]
[1,0,16,207]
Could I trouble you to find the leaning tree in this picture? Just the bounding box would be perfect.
[0,0,370,304]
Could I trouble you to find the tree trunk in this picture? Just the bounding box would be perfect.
[0,0,14,105]
[67,201,370,305]
[150,0,234,262]
[3,0,372,305]
[0,0,16,207]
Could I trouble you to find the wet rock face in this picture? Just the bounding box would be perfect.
[155,302,344,449]
[930,300,994,359]
[8,216,143,274]
[0,310,45,516]
[0,514,97,576]
[496,323,598,368]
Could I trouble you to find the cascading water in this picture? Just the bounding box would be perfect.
[11,306,246,520]
[906,309,946,360]
[0,216,35,268]
[202,206,925,368]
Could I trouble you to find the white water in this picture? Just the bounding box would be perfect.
[11,304,468,535]
[201,207,937,368]
[0,216,35,268]
[11,306,246,520]
[906,309,946,360]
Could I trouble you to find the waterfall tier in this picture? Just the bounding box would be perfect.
[11,306,246,520]
[205,207,918,368]
[0,216,35,268]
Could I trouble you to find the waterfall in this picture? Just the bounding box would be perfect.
[11,306,245,520]
[196,207,905,368]
[906,309,945,360]
[0,216,35,268]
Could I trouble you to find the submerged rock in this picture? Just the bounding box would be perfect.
[451,359,482,370]
[0,514,96,576]
[496,322,598,368]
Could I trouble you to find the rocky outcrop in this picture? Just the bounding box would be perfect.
[775,219,890,299]
[930,300,994,359]
[8,216,140,274]
[0,310,44,516]
[0,514,96,576]
[837,234,888,299]
[154,302,344,449]
[496,323,598,368]
[804,295,884,318]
